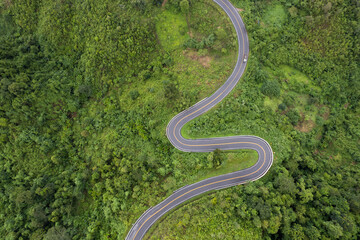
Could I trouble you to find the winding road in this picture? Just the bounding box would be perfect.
[126,0,273,239]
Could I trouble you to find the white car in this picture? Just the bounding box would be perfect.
[243,55,248,62]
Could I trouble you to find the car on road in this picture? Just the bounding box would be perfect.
[243,55,248,62]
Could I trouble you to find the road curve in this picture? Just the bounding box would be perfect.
[126,0,273,239]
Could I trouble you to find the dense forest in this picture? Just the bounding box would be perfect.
[0,0,359,239]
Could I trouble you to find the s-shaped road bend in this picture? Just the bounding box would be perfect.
[126,0,273,239]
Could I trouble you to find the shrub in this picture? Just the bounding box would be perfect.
[287,109,300,125]
[261,80,281,97]
[129,90,140,100]
[278,103,286,111]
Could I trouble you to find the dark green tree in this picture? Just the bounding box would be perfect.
[261,80,280,97]
[286,109,300,125]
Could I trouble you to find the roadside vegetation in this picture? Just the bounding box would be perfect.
[0,0,359,239]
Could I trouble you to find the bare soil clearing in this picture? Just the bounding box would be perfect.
[184,50,212,68]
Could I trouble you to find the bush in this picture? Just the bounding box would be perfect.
[283,94,295,108]
[261,80,280,97]
[129,90,140,100]
[287,109,300,125]
[278,103,286,111]
[163,80,179,100]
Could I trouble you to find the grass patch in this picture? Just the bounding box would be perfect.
[156,10,189,52]
[293,95,317,121]
[280,65,321,92]
[264,96,281,111]
[263,4,287,27]
[280,65,310,84]
[260,65,324,132]
[181,121,193,139]
[189,149,258,184]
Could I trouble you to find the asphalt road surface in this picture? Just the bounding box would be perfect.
[126,0,274,239]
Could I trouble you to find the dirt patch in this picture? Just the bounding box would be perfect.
[67,111,77,119]
[322,109,330,120]
[296,119,316,132]
[295,112,316,132]
[3,0,12,9]
[233,90,241,98]
[162,0,168,7]
[184,50,212,68]
[319,105,330,120]
[237,8,244,12]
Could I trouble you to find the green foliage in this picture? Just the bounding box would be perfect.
[129,90,140,100]
[263,4,287,28]
[147,189,262,239]
[0,118,8,127]
[261,80,280,97]
[156,9,188,51]
[0,0,359,239]
[44,226,70,240]
[286,109,300,126]
[184,34,215,50]
[213,149,223,167]
[0,1,240,239]
[179,0,190,14]
[163,80,179,101]
[179,0,359,238]
[278,103,286,111]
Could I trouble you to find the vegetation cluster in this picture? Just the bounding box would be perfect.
[0,0,359,239]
